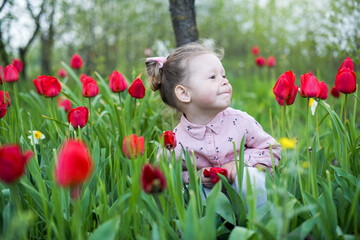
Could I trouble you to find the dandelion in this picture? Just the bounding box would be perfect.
[279,137,297,150]
[301,161,309,169]
[28,130,45,145]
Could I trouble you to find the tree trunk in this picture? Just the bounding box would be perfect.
[169,0,199,47]
[0,30,9,65]
[41,0,55,75]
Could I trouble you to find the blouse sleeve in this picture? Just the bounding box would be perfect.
[241,113,281,168]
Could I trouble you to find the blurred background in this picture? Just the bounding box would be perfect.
[0,0,359,86]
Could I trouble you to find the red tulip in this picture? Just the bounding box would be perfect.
[330,86,340,98]
[0,91,11,107]
[58,68,67,78]
[109,71,128,93]
[80,73,87,83]
[0,66,4,84]
[255,57,266,67]
[55,140,93,187]
[67,106,88,128]
[82,76,99,98]
[70,54,83,69]
[58,97,72,112]
[0,145,33,184]
[338,57,354,71]
[128,77,146,99]
[252,46,260,55]
[12,59,23,72]
[273,71,298,106]
[161,131,177,150]
[0,91,8,119]
[141,163,166,194]
[4,64,19,82]
[203,167,228,184]
[317,81,328,100]
[123,134,145,158]
[33,75,61,98]
[0,101,6,119]
[335,57,356,94]
[300,73,320,98]
[267,56,276,67]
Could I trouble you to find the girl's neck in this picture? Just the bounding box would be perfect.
[183,110,220,125]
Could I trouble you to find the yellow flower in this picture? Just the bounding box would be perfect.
[301,161,309,169]
[28,130,45,145]
[279,137,297,149]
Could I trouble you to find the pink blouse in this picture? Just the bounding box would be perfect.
[172,107,281,182]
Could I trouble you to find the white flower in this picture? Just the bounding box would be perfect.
[28,130,45,145]
[309,98,318,116]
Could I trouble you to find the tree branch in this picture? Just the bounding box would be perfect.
[0,0,9,13]
[22,0,46,53]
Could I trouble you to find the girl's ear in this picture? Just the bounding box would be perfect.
[175,85,191,103]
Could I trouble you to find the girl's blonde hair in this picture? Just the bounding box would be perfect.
[145,41,223,110]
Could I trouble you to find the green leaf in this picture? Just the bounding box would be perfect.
[286,215,318,240]
[201,182,221,240]
[89,217,120,240]
[219,174,247,226]
[303,192,333,239]
[229,226,256,240]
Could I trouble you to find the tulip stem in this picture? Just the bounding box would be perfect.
[306,98,309,150]
[10,184,22,214]
[282,105,286,138]
[118,92,122,108]
[134,99,138,135]
[315,102,320,149]
[89,97,92,143]
[13,83,24,138]
[343,94,348,171]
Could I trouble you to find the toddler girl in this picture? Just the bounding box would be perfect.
[145,42,281,207]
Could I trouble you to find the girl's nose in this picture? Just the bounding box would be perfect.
[221,78,229,86]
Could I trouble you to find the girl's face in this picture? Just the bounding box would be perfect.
[185,53,232,115]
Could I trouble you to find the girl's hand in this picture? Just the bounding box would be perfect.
[220,161,237,184]
[199,167,214,188]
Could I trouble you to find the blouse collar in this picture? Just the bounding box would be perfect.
[180,111,224,140]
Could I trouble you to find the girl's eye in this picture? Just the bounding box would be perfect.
[209,75,216,79]
[222,75,226,78]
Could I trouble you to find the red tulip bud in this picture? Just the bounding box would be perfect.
[160,131,177,150]
[128,76,146,99]
[33,75,62,98]
[67,106,89,128]
[82,76,99,98]
[141,163,166,194]
[300,73,320,98]
[55,140,93,187]
[0,145,33,184]
[70,54,83,69]
[4,64,19,82]
[123,134,145,159]
[12,59,23,73]
[109,71,128,93]
[203,167,228,184]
